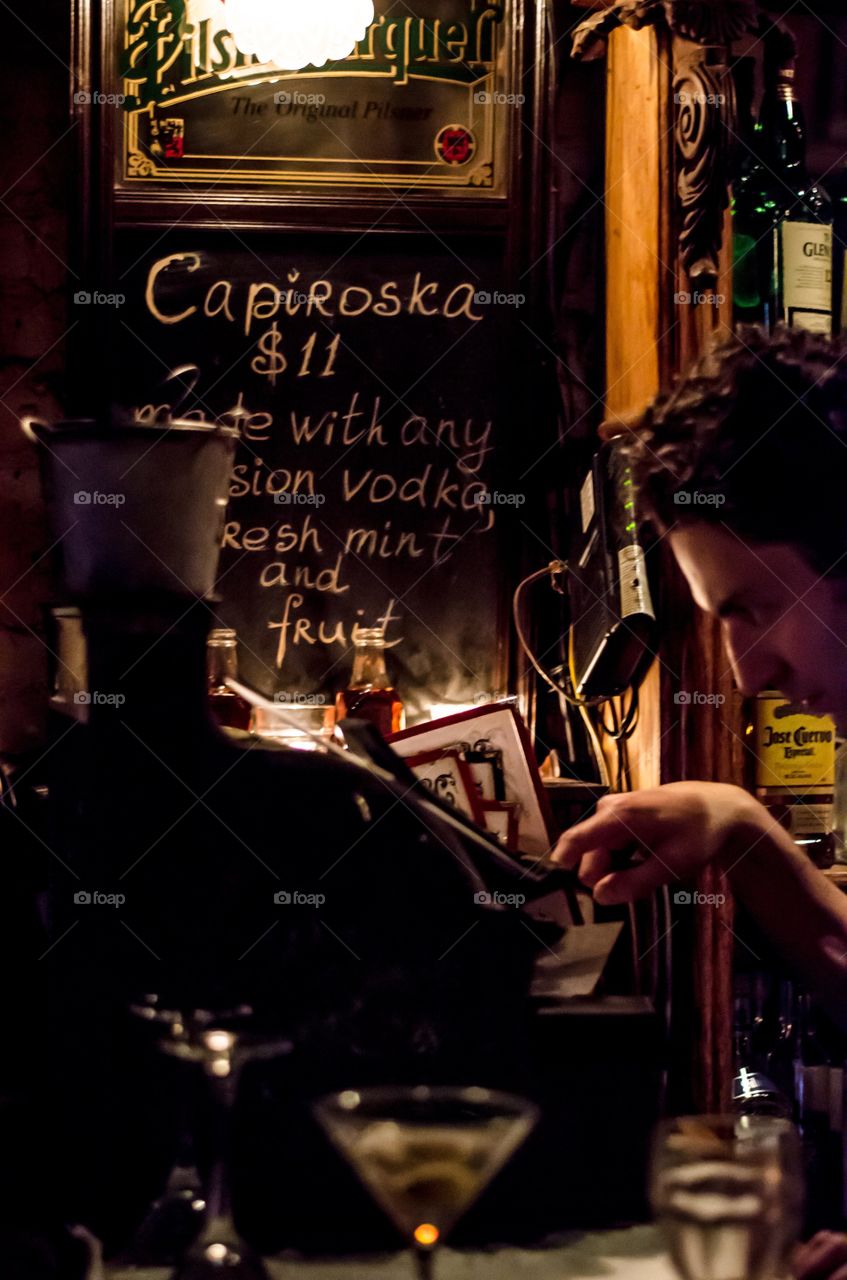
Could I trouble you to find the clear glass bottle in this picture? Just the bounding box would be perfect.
[206,628,252,732]
[767,979,798,1100]
[794,991,843,1230]
[335,627,404,738]
[731,975,791,1118]
[794,991,831,1148]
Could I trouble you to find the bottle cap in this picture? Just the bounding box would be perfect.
[208,628,238,646]
[353,627,387,647]
[775,62,797,99]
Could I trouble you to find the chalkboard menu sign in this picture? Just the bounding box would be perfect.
[75,0,543,719]
[114,231,516,718]
[115,0,513,196]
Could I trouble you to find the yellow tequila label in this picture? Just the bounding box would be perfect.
[754,693,836,795]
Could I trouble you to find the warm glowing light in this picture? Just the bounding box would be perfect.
[429,702,478,721]
[222,0,375,71]
[204,1030,235,1053]
[205,1243,230,1262]
[414,1224,440,1247]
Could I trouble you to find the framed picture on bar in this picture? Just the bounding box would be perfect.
[404,747,487,825]
[479,799,519,850]
[389,701,555,858]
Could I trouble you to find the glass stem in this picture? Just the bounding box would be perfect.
[414,1246,436,1280]
[198,1065,240,1243]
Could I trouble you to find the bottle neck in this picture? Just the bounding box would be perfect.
[733,990,752,1064]
[733,1007,752,1066]
[778,982,795,1042]
[762,76,808,182]
[207,644,239,687]
[350,645,390,689]
[733,58,760,177]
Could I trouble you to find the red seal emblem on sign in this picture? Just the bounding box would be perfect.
[151,115,185,160]
[434,124,476,166]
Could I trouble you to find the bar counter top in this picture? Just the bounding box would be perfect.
[101,1226,676,1280]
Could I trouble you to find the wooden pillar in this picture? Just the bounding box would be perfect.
[601,22,668,795]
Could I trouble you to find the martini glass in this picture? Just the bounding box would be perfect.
[314,1085,539,1280]
[131,997,292,1279]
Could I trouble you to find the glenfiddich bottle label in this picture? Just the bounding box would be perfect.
[754,693,836,795]
[781,222,833,332]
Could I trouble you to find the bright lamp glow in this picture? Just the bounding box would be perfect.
[223,0,375,71]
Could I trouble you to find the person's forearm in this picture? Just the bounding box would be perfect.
[724,815,847,1024]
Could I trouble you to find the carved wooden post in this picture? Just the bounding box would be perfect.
[673,40,735,285]
[573,0,755,1108]
[574,2,755,293]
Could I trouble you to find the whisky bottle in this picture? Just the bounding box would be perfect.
[748,691,836,868]
[336,627,404,738]
[206,627,252,731]
[760,56,833,333]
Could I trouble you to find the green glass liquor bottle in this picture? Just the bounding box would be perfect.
[760,56,833,334]
[731,58,776,328]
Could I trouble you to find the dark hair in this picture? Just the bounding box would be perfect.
[625,324,847,577]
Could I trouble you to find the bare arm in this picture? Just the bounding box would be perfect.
[552,782,847,1024]
[725,811,847,1022]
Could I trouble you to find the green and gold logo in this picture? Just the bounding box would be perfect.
[120,0,506,112]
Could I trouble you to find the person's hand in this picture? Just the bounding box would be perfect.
[793,1231,847,1279]
[551,781,773,905]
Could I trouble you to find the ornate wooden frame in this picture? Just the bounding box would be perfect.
[74,0,531,232]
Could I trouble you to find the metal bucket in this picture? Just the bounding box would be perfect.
[22,416,238,599]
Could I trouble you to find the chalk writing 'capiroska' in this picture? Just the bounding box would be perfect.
[145,254,485,332]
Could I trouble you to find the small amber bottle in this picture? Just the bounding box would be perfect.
[336,627,404,738]
[206,628,252,731]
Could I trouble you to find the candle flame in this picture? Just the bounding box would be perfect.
[414,1224,439,1247]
